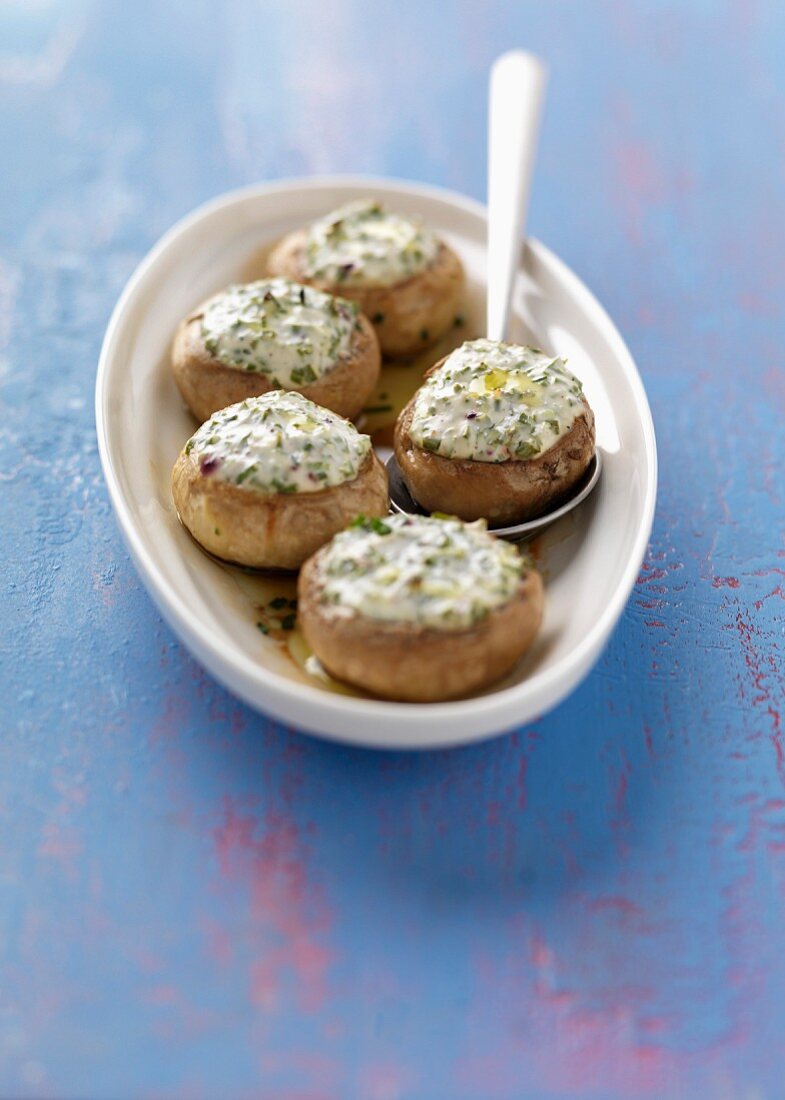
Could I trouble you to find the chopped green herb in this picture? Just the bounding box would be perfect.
[271,478,297,494]
[236,465,257,485]
[351,514,392,535]
[290,363,317,385]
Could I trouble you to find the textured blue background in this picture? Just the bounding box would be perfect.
[2,1,785,1097]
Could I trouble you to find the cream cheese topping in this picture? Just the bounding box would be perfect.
[409,339,586,463]
[200,277,358,387]
[184,391,370,495]
[316,514,526,630]
[303,199,439,287]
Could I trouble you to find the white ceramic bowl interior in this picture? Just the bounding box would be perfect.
[96,176,657,750]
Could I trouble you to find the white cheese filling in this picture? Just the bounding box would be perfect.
[184,391,370,495]
[200,277,358,387]
[316,514,526,630]
[303,200,439,287]
[409,339,586,463]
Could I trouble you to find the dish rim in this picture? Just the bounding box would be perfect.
[95,173,658,744]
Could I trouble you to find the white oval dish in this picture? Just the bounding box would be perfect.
[96,176,657,751]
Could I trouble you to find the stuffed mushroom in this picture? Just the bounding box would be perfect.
[298,513,544,701]
[267,199,464,358]
[171,277,380,423]
[394,339,595,526]
[172,391,388,570]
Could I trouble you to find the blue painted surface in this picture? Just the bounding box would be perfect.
[2,1,785,1096]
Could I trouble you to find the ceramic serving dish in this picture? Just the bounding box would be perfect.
[95,176,657,750]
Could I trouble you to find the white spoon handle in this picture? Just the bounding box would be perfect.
[486,50,547,342]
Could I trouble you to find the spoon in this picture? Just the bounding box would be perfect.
[387,49,602,541]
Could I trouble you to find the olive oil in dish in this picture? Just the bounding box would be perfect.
[216,564,361,698]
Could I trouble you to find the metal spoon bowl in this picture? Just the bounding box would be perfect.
[382,52,603,545]
[386,449,602,543]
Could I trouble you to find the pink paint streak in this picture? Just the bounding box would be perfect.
[755,585,785,610]
[37,821,82,863]
[213,797,334,1014]
[587,896,645,919]
[611,126,694,248]
[459,937,683,1097]
[517,754,528,811]
[643,725,655,763]
[734,612,785,788]
[356,1062,412,1100]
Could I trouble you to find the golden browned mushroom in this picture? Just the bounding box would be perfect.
[171,277,380,423]
[298,513,543,701]
[172,391,388,571]
[394,339,595,527]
